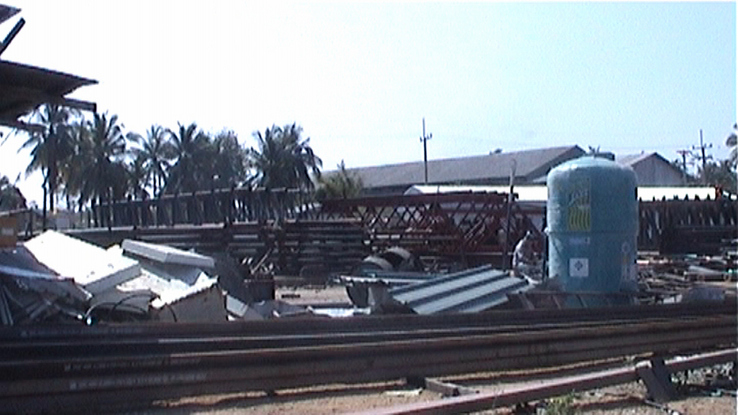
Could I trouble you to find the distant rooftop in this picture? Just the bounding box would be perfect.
[346,145,586,193]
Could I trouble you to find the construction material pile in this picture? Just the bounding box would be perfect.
[0,231,295,325]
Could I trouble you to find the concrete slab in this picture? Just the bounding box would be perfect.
[24,231,140,295]
[121,239,215,268]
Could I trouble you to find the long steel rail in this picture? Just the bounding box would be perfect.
[1,303,735,413]
[352,348,738,415]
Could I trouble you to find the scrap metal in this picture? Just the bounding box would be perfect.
[386,265,533,314]
[0,304,734,413]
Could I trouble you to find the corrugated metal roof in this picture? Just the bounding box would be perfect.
[0,59,97,124]
[342,146,585,190]
[387,265,532,314]
[616,152,654,166]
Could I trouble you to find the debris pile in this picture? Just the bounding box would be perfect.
[637,252,736,303]
[343,263,534,314]
[0,230,293,325]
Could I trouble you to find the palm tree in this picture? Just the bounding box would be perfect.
[165,122,211,193]
[726,123,737,168]
[249,123,322,190]
[316,160,363,200]
[0,175,26,211]
[58,120,90,211]
[126,154,150,200]
[75,112,129,208]
[209,130,248,188]
[130,125,173,197]
[19,104,79,223]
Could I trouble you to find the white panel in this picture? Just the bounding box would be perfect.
[24,231,140,295]
[122,239,215,268]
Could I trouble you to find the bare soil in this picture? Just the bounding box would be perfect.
[143,362,735,415]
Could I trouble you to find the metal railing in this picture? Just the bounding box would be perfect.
[91,187,313,229]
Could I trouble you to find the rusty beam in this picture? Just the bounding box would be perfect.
[351,348,737,415]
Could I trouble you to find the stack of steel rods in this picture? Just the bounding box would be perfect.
[1,302,735,413]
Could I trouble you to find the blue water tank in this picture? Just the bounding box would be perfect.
[546,153,638,294]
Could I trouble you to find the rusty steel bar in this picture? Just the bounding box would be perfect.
[0,313,733,412]
[2,314,729,377]
[3,301,733,342]
[351,348,738,415]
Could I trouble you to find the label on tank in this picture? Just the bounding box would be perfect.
[570,258,589,278]
[569,236,591,246]
[567,178,591,232]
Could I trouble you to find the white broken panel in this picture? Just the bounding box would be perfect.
[226,296,310,320]
[121,239,215,269]
[152,284,226,323]
[118,266,218,309]
[24,231,140,295]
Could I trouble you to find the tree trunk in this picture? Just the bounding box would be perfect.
[42,183,47,231]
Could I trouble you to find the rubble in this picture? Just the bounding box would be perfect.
[0,246,89,325]
[1,225,734,325]
[0,231,234,325]
[226,295,310,320]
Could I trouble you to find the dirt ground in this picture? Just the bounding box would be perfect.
[145,369,735,415]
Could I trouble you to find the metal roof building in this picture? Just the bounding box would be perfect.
[616,152,685,186]
[347,145,586,195]
[336,146,689,196]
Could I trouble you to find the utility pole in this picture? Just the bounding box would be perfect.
[692,129,712,185]
[419,118,432,184]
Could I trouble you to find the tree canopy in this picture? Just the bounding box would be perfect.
[316,160,363,201]
[0,175,26,211]
[15,108,321,222]
[248,123,322,190]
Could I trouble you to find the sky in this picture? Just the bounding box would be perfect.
[0,1,735,206]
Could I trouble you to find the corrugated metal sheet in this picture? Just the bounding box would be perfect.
[388,265,532,314]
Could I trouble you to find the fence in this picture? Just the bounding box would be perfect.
[43,189,738,276]
[639,197,737,254]
[90,187,312,229]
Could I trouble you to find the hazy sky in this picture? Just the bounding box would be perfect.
[0,1,735,205]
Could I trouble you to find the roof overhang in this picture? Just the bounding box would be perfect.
[0,59,97,132]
